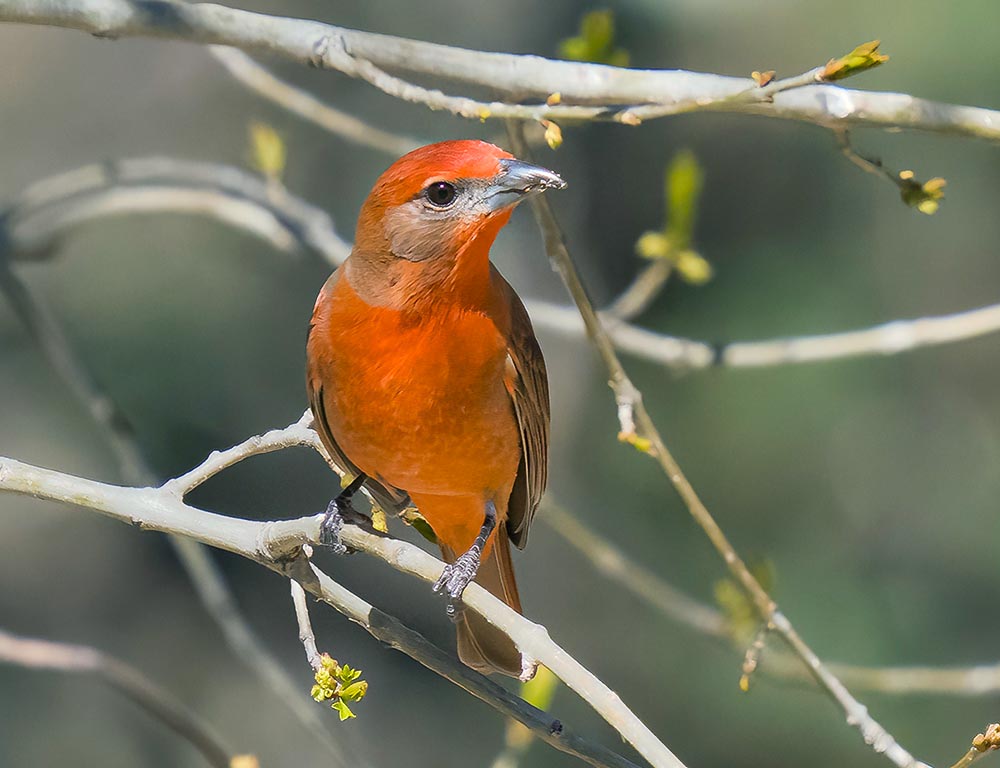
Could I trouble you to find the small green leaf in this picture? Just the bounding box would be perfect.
[559,10,630,66]
[542,120,563,150]
[309,654,368,720]
[338,665,362,684]
[714,559,777,640]
[664,150,704,250]
[634,151,711,285]
[821,40,888,81]
[898,171,946,215]
[248,121,286,181]
[520,665,559,712]
[674,250,713,285]
[331,700,356,721]
[341,681,368,702]
[370,506,389,533]
[401,508,438,544]
[635,231,672,260]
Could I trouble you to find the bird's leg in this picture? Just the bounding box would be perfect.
[319,473,368,554]
[434,500,497,616]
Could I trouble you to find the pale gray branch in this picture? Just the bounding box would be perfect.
[542,502,1000,696]
[4,157,351,265]
[290,576,323,672]
[2,0,1000,141]
[0,627,240,768]
[6,156,1000,372]
[0,444,657,768]
[208,46,423,156]
[0,229,351,764]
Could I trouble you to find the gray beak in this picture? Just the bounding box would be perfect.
[485,158,567,211]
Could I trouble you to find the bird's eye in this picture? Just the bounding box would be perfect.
[424,181,457,208]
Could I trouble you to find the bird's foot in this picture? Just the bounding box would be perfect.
[433,547,482,605]
[319,496,368,554]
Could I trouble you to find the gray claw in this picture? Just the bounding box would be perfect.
[319,498,359,554]
[433,548,482,601]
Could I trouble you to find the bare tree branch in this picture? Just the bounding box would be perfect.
[290,576,324,672]
[542,502,1000,696]
[0,627,243,768]
[508,120,930,768]
[2,0,1000,141]
[3,157,351,265]
[528,297,1000,369]
[0,441,662,768]
[947,725,1000,768]
[157,420,682,767]
[0,216,351,765]
[207,46,423,156]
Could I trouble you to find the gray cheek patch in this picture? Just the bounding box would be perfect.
[384,199,477,262]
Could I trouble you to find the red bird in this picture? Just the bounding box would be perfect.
[307,140,564,676]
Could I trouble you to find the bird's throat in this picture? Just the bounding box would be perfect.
[347,211,510,312]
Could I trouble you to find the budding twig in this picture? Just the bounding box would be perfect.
[507,119,929,768]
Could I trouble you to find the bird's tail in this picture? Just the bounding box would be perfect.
[441,525,523,678]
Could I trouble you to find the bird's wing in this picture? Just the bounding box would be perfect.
[307,270,411,516]
[494,267,550,549]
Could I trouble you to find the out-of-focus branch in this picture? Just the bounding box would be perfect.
[6,157,1000,371]
[3,157,351,265]
[528,297,1000,369]
[207,46,422,156]
[3,0,1000,141]
[0,445,658,768]
[0,627,245,768]
[542,503,725,637]
[543,502,1000,696]
[508,120,929,768]
[604,261,674,321]
[0,208,351,765]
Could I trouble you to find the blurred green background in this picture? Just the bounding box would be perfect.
[3,1,1000,766]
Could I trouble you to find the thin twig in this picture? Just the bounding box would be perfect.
[834,128,946,213]
[835,128,903,185]
[0,450,656,768]
[542,503,726,637]
[3,0,1000,141]
[618,65,826,122]
[3,157,351,265]
[947,724,1000,768]
[291,574,324,672]
[0,627,240,768]
[163,410,320,496]
[317,35,614,123]
[507,120,929,768]
[604,260,674,320]
[208,46,423,156]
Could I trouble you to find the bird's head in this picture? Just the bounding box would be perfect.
[353,140,565,271]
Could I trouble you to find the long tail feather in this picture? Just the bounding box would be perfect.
[441,526,522,677]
